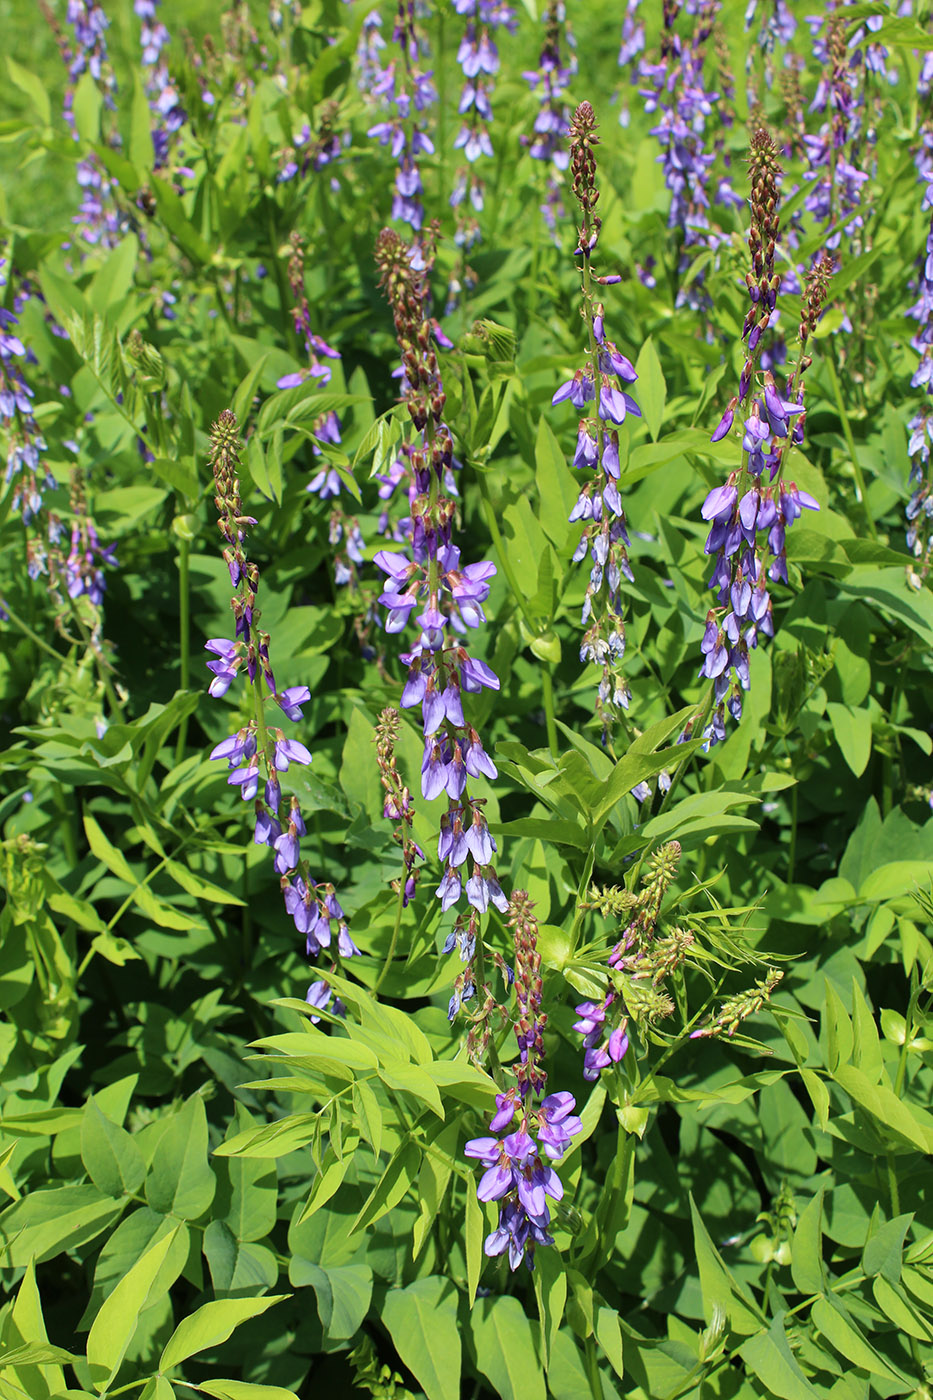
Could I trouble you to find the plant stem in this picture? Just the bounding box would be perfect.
[174,535,191,766]
[541,667,558,755]
[1,602,63,660]
[374,872,407,996]
[824,354,878,540]
[787,782,798,884]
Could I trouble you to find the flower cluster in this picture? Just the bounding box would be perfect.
[364,0,437,233]
[449,0,515,259]
[638,1,741,313]
[522,0,575,234]
[134,0,186,169]
[373,226,502,1021]
[465,893,582,1272]
[61,467,116,606]
[802,16,868,254]
[277,101,344,186]
[700,132,822,745]
[204,411,357,1012]
[906,174,933,590]
[573,842,683,1078]
[60,1,124,250]
[0,261,56,527]
[554,102,641,737]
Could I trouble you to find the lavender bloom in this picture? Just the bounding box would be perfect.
[448,0,516,272]
[0,264,57,526]
[63,2,125,250]
[134,0,186,168]
[700,137,830,745]
[555,103,641,739]
[800,17,868,254]
[375,227,505,1041]
[204,411,357,982]
[906,173,933,590]
[361,0,436,233]
[522,0,576,235]
[464,894,582,1272]
[636,1,738,314]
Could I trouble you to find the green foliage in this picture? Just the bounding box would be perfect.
[0,0,932,1397]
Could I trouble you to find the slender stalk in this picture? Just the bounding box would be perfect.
[787,783,798,884]
[824,353,878,540]
[174,535,191,766]
[540,667,559,755]
[374,871,407,995]
[1,602,63,660]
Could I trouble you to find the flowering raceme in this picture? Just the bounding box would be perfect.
[204,411,357,1014]
[552,101,641,737]
[373,226,502,1028]
[522,0,575,235]
[698,132,826,745]
[906,173,933,590]
[465,893,582,1271]
[363,0,437,233]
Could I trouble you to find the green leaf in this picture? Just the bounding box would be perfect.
[833,1063,933,1152]
[472,1296,545,1400]
[145,1095,216,1219]
[534,417,577,546]
[86,1227,179,1391]
[140,1379,175,1400]
[216,1139,277,1243]
[635,336,666,441]
[0,1185,123,1267]
[151,176,212,263]
[382,1278,461,1400]
[81,1100,145,1198]
[466,1179,484,1307]
[811,1295,908,1382]
[348,1140,421,1236]
[73,72,102,142]
[158,1296,289,1372]
[232,353,270,429]
[861,1214,913,1282]
[690,1197,766,1336]
[290,1262,372,1340]
[532,1247,566,1369]
[128,73,154,173]
[738,1314,821,1400]
[6,59,51,125]
[791,1190,824,1296]
[197,1384,301,1400]
[203,1221,278,1297]
[872,1275,933,1342]
[826,703,872,777]
[595,1308,624,1380]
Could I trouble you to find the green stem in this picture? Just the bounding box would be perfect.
[566,845,597,961]
[583,1337,604,1400]
[541,667,558,755]
[473,930,503,1085]
[174,536,191,766]
[787,783,798,884]
[66,599,125,720]
[374,874,407,996]
[824,354,878,541]
[1,602,63,660]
